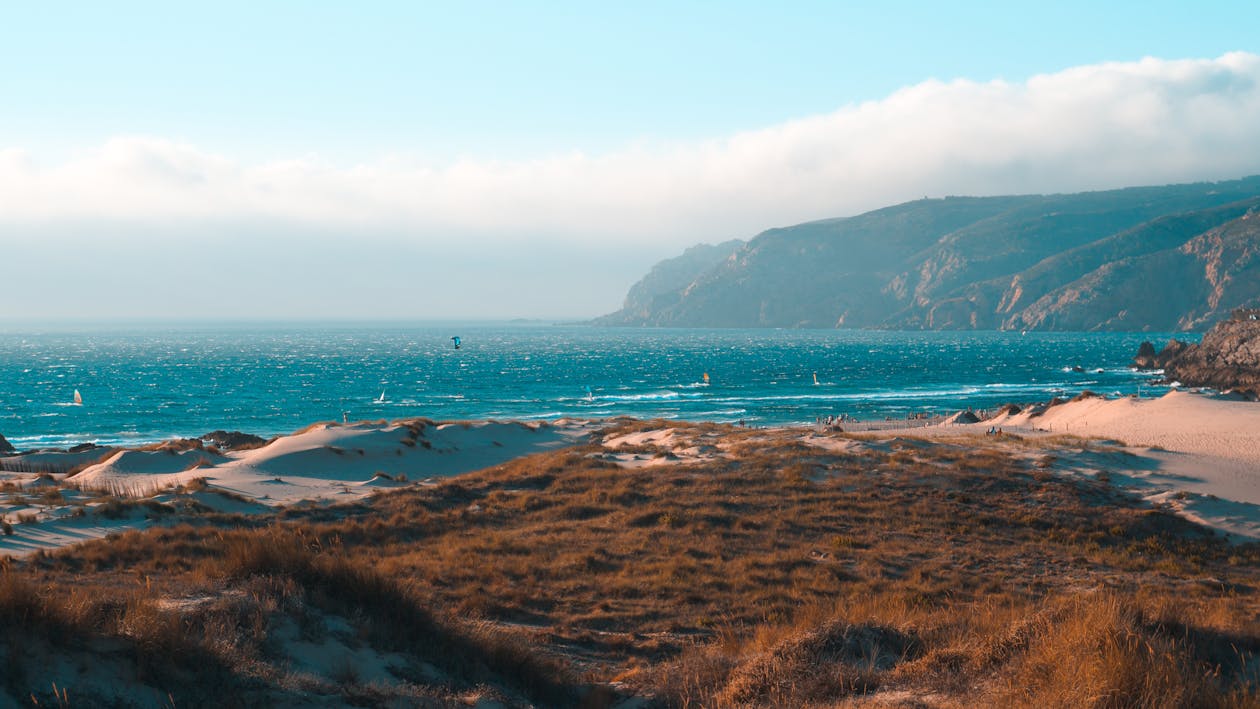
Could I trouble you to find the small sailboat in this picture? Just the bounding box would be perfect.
[813,372,819,386]
[73,389,82,405]
[376,389,386,403]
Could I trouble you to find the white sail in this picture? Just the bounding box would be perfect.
[73,389,82,404]
[377,390,386,403]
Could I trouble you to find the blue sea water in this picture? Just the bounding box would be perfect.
[0,325,1188,449]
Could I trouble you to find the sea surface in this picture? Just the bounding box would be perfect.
[0,324,1190,449]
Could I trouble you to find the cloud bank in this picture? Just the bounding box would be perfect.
[3,53,1260,319]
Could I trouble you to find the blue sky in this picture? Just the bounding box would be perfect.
[6,1,1257,162]
[2,2,1260,319]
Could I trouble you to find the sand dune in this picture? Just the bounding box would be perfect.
[4,392,1259,558]
[1,418,596,557]
[1005,390,1260,466]
[916,391,1260,540]
[74,419,596,505]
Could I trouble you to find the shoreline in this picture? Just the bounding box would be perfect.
[2,390,1259,559]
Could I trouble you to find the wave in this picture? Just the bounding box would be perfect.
[983,381,1071,390]
[1097,366,1161,376]
[578,390,708,403]
[702,387,988,403]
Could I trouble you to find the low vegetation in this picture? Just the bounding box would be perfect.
[1,421,1257,706]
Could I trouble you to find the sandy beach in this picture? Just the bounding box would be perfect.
[2,391,1259,706]
[3,389,1259,558]
[871,391,1260,539]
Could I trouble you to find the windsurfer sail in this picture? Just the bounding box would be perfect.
[702,372,710,386]
[73,389,82,405]
[451,336,461,349]
[585,385,594,402]
[813,372,819,386]
[376,390,386,403]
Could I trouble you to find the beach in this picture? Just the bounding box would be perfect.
[3,389,1259,559]
[2,389,1258,706]
[892,390,1260,538]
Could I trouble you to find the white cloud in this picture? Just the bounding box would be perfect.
[2,52,1260,251]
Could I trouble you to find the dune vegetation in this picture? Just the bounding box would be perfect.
[2,420,1258,706]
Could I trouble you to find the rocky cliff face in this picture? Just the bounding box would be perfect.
[1134,310,1260,395]
[593,240,744,325]
[599,176,1260,330]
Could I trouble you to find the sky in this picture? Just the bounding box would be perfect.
[3,1,1260,321]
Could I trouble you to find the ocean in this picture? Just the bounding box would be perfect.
[0,324,1187,449]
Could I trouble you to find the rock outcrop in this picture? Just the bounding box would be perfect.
[201,430,269,451]
[1132,341,1159,369]
[1132,340,1192,370]
[1135,309,1260,395]
[599,176,1260,330]
[0,433,14,454]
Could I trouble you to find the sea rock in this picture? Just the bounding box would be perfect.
[1150,309,1260,395]
[1132,341,1159,369]
[0,433,13,454]
[201,430,268,451]
[1157,339,1191,365]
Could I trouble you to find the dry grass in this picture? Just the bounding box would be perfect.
[62,450,119,477]
[1,420,1257,706]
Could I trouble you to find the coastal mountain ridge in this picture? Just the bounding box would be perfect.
[595,176,1260,331]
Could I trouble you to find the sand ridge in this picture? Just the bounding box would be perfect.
[3,391,1259,557]
[1,418,597,557]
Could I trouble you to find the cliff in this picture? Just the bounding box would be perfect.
[1135,309,1260,395]
[599,176,1260,330]
[594,239,744,325]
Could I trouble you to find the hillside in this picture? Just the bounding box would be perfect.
[598,176,1260,330]
[601,239,744,324]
